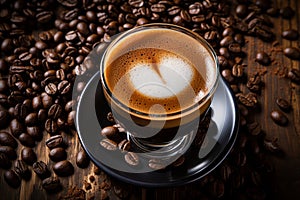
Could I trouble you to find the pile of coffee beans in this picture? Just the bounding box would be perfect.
[0,0,299,199]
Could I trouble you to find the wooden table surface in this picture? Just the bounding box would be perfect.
[1,0,300,199]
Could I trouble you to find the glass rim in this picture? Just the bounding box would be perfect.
[100,23,220,120]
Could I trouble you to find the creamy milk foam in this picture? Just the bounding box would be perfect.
[103,28,216,115]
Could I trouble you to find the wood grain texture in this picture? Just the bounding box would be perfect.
[1,0,300,199]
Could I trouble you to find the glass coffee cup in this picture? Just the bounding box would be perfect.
[100,23,219,157]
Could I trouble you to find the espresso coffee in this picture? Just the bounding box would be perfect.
[100,24,218,146]
[105,48,207,114]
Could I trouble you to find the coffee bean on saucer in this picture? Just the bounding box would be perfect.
[42,177,61,192]
[282,29,299,40]
[76,149,90,169]
[0,131,18,149]
[124,152,139,166]
[4,169,21,188]
[284,47,300,60]
[107,112,115,123]
[33,161,51,179]
[148,159,165,170]
[172,156,185,167]
[49,147,67,162]
[276,98,291,112]
[255,52,271,65]
[100,126,120,141]
[271,110,288,126]
[100,138,117,151]
[21,147,37,165]
[118,139,131,152]
[53,160,74,177]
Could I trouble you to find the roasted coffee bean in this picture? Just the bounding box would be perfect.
[25,113,38,126]
[236,4,248,18]
[0,146,17,160]
[0,79,8,93]
[49,147,67,162]
[48,104,62,119]
[45,83,57,95]
[149,159,165,170]
[219,47,230,58]
[264,138,281,154]
[0,131,18,149]
[0,152,11,169]
[4,169,21,188]
[236,93,258,107]
[21,147,37,165]
[282,29,299,40]
[38,109,48,122]
[53,160,74,177]
[46,135,64,149]
[42,94,53,108]
[0,59,8,72]
[219,164,232,182]
[151,3,166,13]
[76,149,90,168]
[222,69,234,83]
[248,122,262,136]
[18,133,35,147]
[118,139,131,152]
[9,119,24,138]
[284,47,300,60]
[36,11,53,23]
[0,110,9,128]
[280,6,295,19]
[106,112,115,123]
[0,94,8,106]
[100,138,117,151]
[14,103,29,121]
[270,110,288,126]
[77,22,89,35]
[27,126,42,141]
[287,69,300,84]
[255,52,271,65]
[57,80,71,94]
[57,0,78,7]
[124,152,139,166]
[45,119,58,134]
[220,36,234,47]
[32,96,42,110]
[247,73,261,92]
[100,126,121,141]
[42,177,61,192]
[65,100,75,112]
[14,160,31,180]
[67,111,75,126]
[232,64,243,77]
[276,98,291,112]
[209,179,225,198]
[33,161,50,179]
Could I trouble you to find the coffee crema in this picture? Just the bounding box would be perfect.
[105,48,207,114]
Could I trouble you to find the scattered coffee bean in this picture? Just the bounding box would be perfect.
[280,6,295,19]
[33,161,51,179]
[49,147,67,162]
[270,110,288,126]
[76,149,90,168]
[48,104,63,119]
[100,138,117,151]
[282,29,299,40]
[284,47,300,60]
[4,169,21,188]
[0,110,10,128]
[53,160,74,177]
[107,112,115,123]
[14,160,31,180]
[0,152,11,169]
[9,118,24,138]
[255,52,271,65]
[236,93,258,108]
[25,113,38,126]
[276,98,291,112]
[42,177,61,192]
[287,69,300,84]
[124,152,139,166]
[46,135,64,149]
[27,126,42,141]
[18,133,35,147]
[21,147,37,165]
[0,146,17,160]
[0,131,18,149]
